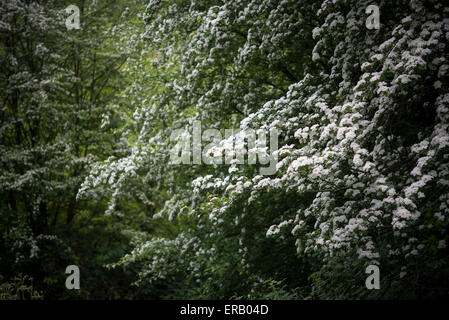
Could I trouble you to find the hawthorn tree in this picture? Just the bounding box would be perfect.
[83,0,449,299]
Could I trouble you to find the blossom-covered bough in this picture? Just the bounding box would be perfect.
[80,0,449,298]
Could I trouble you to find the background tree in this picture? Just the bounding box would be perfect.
[0,0,151,299]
